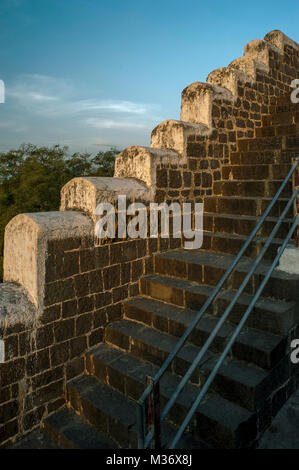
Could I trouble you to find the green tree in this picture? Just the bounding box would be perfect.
[92,147,119,177]
[0,144,119,281]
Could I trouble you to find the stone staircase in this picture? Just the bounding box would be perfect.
[33,97,299,450]
[202,96,298,262]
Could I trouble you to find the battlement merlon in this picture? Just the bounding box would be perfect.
[60,175,152,218]
[3,211,93,313]
[150,30,299,158]
[2,176,153,316]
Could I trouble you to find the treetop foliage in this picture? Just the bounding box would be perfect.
[0,143,119,281]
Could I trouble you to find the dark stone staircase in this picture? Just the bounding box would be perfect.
[202,99,298,263]
[15,98,299,449]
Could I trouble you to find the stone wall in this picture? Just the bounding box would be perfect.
[145,31,299,201]
[0,180,184,446]
[0,29,298,446]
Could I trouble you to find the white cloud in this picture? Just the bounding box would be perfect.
[1,73,164,152]
[8,90,59,102]
[73,100,152,114]
[86,118,147,129]
[6,75,160,123]
[6,74,72,107]
[0,121,13,128]
[27,92,59,102]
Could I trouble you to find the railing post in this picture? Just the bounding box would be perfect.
[153,380,161,449]
[136,400,146,449]
[145,376,161,449]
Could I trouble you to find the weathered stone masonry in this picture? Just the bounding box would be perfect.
[0,29,299,447]
[0,181,183,446]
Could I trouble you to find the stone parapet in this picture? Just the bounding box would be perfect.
[151,120,209,155]
[181,82,233,127]
[3,212,93,313]
[1,28,299,447]
[114,146,182,192]
[60,175,151,218]
[115,30,299,199]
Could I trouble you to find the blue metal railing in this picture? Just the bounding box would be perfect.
[137,157,299,449]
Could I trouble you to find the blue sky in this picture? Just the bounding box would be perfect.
[0,0,298,155]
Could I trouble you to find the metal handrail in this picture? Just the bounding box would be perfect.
[169,215,298,448]
[137,158,299,449]
[162,189,298,427]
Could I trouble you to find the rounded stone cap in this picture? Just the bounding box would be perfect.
[151,120,208,155]
[115,146,182,187]
[264,30,299,52]
[61,176,151,217]
[4,211,93,312]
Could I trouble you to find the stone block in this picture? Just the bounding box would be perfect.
[3,212,93,314]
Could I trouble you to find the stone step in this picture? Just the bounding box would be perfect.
[236,135,299,154]
[9,430,58,449]
[255,124,299,138]
[66,374,138,448]
[269,99,299,114]
[262,111,299,127]
[230,150,294,165]
[43,407,116,449]
[285,135,299,151]
[66,374,202,449]
[204,196,292,218]
[154,249,299,310]
[123,296,285,370]
[270,95,293,106]
[201,229,285,260]
[237,136,283,152]
[213,180,292,198]
[270,104,296,114]
[203,212,292,239]
[85,343,257,448]
[140,273,295,339]
[221,164,291,181]
[105,318,278,411]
